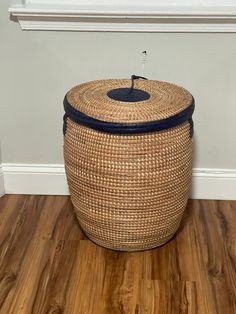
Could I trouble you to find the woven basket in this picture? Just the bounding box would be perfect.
[63,76,194,251]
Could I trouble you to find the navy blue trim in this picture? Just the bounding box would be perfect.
[106,75,150,102]
[63,96,194,136]
[63,113,68,136]
[188,118,194,138]
[107,88,150,102]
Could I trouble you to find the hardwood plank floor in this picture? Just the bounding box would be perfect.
[0,195,235,314]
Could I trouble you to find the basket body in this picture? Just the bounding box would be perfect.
[64,119,193,251]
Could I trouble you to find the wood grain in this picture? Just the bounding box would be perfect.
[0,195,235,313]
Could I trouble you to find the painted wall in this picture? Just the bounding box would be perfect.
[0,0,236,170]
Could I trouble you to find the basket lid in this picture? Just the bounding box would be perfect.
[64,76,194,134]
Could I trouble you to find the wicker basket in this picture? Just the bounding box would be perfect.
[63,76,194,251]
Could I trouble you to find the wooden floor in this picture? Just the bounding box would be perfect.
[0,195,235,314]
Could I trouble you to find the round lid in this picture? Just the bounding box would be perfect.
[64,76,194,134]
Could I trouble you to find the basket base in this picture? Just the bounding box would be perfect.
[83,231,177,252]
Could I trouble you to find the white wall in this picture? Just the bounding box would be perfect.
[1,1,236,198]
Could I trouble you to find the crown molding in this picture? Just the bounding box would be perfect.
[9,1,236,32]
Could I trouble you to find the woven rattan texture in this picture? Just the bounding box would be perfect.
[64,120,193,251]
[66,79,193,123]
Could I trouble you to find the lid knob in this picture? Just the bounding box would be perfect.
[107,75,150,102]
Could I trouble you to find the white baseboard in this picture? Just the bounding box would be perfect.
[0,165,5,197]
[192,168,236,200]
[2,163,69,196]
[1,163,236,200]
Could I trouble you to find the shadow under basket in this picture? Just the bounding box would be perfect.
[63,76,195,251]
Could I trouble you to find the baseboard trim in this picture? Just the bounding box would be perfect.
[192,168,236,200]
[0,165,5,197]
[2,163,236,200]
[2,163,69,196]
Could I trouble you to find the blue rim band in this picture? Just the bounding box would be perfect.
[63,96,194,136]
